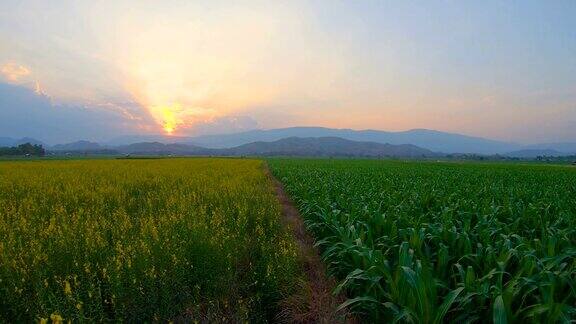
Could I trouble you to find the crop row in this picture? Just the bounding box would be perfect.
[269,159,576,323]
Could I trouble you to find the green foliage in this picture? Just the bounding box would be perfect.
[269,159,576,322]
[0,158,299,322]
[0,143,45,156]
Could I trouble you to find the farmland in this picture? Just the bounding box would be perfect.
[0,158,300,322]
[269,159,576,322]
[1,157,575,323]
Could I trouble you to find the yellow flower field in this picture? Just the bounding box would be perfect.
[0,158,299,322]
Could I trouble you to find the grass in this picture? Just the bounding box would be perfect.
[268,159,576,323]
[0,158,300,322]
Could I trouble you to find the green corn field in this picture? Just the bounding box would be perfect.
[269,159,576,323]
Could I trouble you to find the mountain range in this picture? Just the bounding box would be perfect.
[47,137,436,158]
[51,140,103,151]
[106,127,520,154]
[215,137,436,157]
[2,127,576,157]
[184,127,521,154]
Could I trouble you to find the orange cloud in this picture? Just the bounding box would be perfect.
[0,62,31,82]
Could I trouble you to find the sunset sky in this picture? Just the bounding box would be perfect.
[1,0,575,144]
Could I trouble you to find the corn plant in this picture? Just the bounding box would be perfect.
[269,159,576,323]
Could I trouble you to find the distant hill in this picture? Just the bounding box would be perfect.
[99,137,437,158]
[182,127,519,154]
[12,127,576,157]
[0,137,45,147]
[105,127,519,154]
[51,140,103,151]
[14,137,46,146]
[105,135,193,146]
[116,142,205,155]
[521,142,576,155]
[505,149,566,158]
[222,137,436,157]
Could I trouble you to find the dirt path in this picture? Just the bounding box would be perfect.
[264,165,353,324]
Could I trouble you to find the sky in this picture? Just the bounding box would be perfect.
[0,0,575,144]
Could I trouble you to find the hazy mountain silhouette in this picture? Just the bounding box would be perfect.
[9,127,575,157]
[180,127,520,154]
[504,149,567,158]
[0,137,46,147]
[222,137,436,157]
[116,142,205,155]
[105,135,192,146]
[521,143,576,155]
[52,140,103,151]
[101,137,437,157]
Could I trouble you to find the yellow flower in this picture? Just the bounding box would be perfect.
[50,313,63,323]
[64,281,72,295]
[39,317,48,324]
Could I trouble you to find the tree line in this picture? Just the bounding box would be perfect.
[0,143,45,156]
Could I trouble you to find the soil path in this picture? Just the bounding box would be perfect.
[264,164,353,324]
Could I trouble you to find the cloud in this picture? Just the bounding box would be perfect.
[183,116,259,136]
[1,2,347,136]
[0,62,31,82]
[0,81,260,142]
[0,82,156,144]
[1,1,574,143]
[107,1,348,135]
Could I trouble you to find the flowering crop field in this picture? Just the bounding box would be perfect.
[0,158,299,322]
[269,159,576,323]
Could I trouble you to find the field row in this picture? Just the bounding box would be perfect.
[269,159,576,322]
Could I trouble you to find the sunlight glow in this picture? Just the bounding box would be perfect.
[114,3,325,135]
[154,104,182,135]
[164,125,174,135]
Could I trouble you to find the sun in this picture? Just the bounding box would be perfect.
[148,103,210,135]
[163,123,175,135]
[156,105,178,135]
